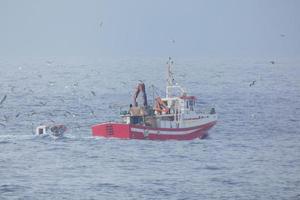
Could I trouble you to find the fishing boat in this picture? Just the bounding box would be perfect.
[36,124,67,137]
[92,58,217,140]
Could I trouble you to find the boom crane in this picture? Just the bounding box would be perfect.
[133,82,148,107]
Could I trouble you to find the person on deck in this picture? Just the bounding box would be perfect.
[128,104,133,114]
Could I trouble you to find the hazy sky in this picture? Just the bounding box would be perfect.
[0,0,299,58]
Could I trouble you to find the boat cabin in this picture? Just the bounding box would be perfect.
[119,57,212,129]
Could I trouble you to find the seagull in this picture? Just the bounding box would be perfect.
[74,123,82,130]
[64,110,72,116]
[91,91,96,96]
[0,122,5,128]
[121,81,127,86]
[249,80,256,87]
[0,95,7,105]
[85,105,96,117]
[48,81,55,86]
[2,115,9,122]
[280,34,285,37]
[39,101,47,106]
[46,60,53,65]
[9,86,16,92]
[29,111,37,116]
[99,21,103,29]
[270,61,275,64]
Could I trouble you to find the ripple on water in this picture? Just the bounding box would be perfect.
[0,184,31,194]
[0,58,299,200]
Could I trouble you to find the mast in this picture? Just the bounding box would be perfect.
[165,57,186,98]
[166,57,175,98]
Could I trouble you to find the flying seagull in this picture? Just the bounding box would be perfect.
[0,95,7,105]
[249,80,256,87]
[91,91,96,96]
[99,21,103,29]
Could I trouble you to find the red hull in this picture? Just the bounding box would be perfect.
[91,121,216,141]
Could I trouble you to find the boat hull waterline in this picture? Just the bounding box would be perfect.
[92,121,216,140]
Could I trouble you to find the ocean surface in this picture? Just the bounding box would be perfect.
[0,57,299,200]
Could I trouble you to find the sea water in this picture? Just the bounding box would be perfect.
[0,57,299,200]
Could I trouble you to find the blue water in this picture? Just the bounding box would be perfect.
[0,57,300,200]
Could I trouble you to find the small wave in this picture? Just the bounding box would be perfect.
[221,179,239,186]
[91,183,121,190]
[0,140,11,144]
[0,184,30,193]
[0,135,35,142]
[87,155,99,159]
[204,165,221,170]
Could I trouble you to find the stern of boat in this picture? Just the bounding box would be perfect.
[92,122,131,139]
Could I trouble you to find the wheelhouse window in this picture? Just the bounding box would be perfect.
[188,100,194,111]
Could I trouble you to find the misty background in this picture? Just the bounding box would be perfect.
[0,0,299,58]
[1,2,300,199]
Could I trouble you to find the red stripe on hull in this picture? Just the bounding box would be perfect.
[92,121,216,141]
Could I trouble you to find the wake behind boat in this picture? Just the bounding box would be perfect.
[92,58,217,140]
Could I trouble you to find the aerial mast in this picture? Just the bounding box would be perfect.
[166,57,175,98]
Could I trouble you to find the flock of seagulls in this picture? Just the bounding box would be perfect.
[0,56,277,130]
[1,20,282,132]
[0,81,101,133]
